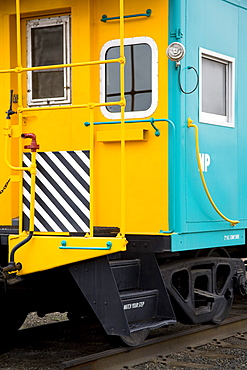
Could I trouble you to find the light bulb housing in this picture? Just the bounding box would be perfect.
[166,42,186,62]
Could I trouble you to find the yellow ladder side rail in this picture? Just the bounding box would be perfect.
[16,0,23,103]
[188,118,239,227]
[16,0,25,234]
[29,151,37,232]
[119,0,126,237]
[89,107,95,237]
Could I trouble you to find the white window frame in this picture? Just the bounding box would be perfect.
[100,36,158,119]
[26,15,71,106]
[199,48,235,128]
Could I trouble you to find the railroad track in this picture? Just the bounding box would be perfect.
[60,301,247,369]
[1,300,247,369]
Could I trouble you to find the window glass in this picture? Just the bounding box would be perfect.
[105,43,151,113]
[100,37,158,119]
[27,16,70,106]
[105,45,132,97]
[199,48,235,127]
[134,44,152,91]
[134,92,152,111]
[202,58,226,116]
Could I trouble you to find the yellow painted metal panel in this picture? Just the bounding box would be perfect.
[97,129,148,142]
[0,0,169,253]
[9,234,127,275]
[10,175,21,182]
[93,0,169,234]
[0,14,17,225]
[11,125,21,138]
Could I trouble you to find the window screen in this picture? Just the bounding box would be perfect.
[27,16,70,106]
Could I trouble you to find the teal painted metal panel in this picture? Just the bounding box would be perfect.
[171,229,245,252]
[184,0,239,231]
[168,0,186,233]
[168,0,247,250]
[236,8,247,222]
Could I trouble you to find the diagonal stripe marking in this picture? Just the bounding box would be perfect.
[23,152,90,232]
[25,170,89,231]
[24,172,79,232]
[37,153,90,212]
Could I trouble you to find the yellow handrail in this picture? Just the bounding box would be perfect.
[188,117,239,227]
[4,130,37,233]
[4,134,31,172]
[0,57,125,74]
[19,100,124,113]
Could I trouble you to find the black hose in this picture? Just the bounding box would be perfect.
[10,231,33,263]
[3,231,33,272]
[178,64,199,94]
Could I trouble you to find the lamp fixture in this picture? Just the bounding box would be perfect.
[166,42,186,66]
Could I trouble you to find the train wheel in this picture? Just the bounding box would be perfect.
[196,248,233,323]
[161,255,236,325]
[120,329,150,346]
[195,247,229,258]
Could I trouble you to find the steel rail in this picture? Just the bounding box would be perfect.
[59,311,247,369]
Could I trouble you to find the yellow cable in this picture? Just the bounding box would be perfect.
[188,118,239,227]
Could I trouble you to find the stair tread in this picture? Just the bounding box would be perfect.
[110,259,140,267]
[120,289,159,299]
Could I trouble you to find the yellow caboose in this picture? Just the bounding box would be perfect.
[1,0,170,269]
[0,0,176,345]
[0,0,247,346]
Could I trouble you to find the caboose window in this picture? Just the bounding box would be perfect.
[27,16,71,106]
[100,37,158,119]
[199,48,235,127]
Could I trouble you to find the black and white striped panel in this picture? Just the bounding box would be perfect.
[23,151,90,233]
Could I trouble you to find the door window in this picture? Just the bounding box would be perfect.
[27,15,71,106]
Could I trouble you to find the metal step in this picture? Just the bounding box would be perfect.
[69,248,176,338]
[0,226,18,235]
[120,289,159,323]
[110,259,141,291]
[69,226,120,237]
